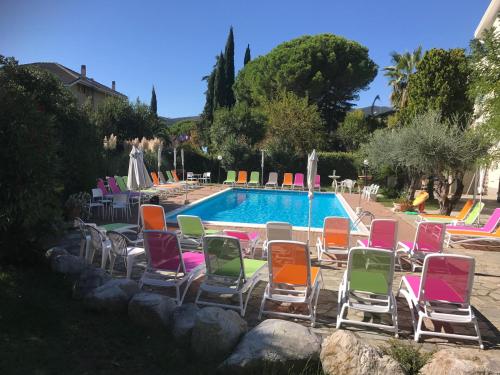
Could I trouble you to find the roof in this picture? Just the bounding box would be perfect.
[22,62,127,99]
[475,0,500,38]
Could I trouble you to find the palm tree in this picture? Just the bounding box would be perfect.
[383,46,423,110]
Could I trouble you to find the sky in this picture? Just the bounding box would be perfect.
[0,0,493,118]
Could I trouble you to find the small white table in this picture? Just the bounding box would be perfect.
[329,175,341,192]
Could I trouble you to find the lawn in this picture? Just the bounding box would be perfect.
[0,263,205,375]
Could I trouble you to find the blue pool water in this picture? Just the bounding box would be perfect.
[166,188,357,230]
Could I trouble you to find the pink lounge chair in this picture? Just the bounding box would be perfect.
[314,175,321,191]
[396,222,445,271]
[223,230,260,258]
[398,254,483,349]
[447,208,500,233]
[97,178,112,197]
[141,230,205,305]
[293,173,305,190]
[107,176,140,197]
[357,219,398,251]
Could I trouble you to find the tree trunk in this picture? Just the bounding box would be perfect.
[435,173,464,215]
[407,175,420,201]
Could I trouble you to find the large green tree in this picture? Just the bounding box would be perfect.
[383,46,422,110]
[150,85,157,116]
[201,65,216,122]
[213,52,226,110]
[336,110,371,151]
[224,26,235,107]
[234,34,377,133]
[401,48,473,124]
[244,44,251,66]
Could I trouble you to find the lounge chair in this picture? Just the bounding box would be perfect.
[177,215,219,250]
[292,173,305,190]
[107,230,145,279]
[420,201,484,225]
[281,173,293,189]
[418,199,473,222]
[316,217,350,264]
[398,253,483,348]
[235,171,248,186]
[171,170,195,188]
[140,204,167,231]
[247,171,260,187]
[447,207,500,233]
[165,170,175,183]
[141,230,206,305]
[337,247,398,336]
[445,226,500,247]
[265,172,278,189]
[97,178,113,197]
[262,221,293,258]
[223,229,260,258]
[396,222,445,271]
[314,175,321,191]
[259,240,323,327]
[223,170,237,185]
[357,219,398,251]
[195,235,267,316]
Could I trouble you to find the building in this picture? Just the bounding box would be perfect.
[22,62,127,110]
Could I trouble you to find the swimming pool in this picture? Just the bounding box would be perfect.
[166,188,367,234]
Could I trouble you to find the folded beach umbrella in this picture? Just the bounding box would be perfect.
[127,145,153,226]
[307,150,318,244]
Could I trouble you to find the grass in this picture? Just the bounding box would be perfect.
[0,263,205,375]
[381,339,434,375]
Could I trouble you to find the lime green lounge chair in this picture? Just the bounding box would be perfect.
[223,170,236,185]
[247,171,260,187]
[195,235,267,316]
[165,170,175,183]
[177,215,219,249]
[424,201,484,226]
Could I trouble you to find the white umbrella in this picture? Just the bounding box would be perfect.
[181,148,185,180]
[173,147,177,171]
[307,150,318,244]
[261,150,265,186]
[157,142,163,173]
[127,145,153,226]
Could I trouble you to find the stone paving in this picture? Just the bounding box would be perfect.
[79,184,500,352]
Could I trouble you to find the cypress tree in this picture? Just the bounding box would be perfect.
[214,52,226,109]
[224,26,235,107]
[244,44,251,65]
[150,85,157,116]
[202,69,216,122]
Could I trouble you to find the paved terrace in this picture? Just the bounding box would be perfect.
[82,185,500,352]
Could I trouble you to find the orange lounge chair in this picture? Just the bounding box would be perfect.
[316,217,350,263]
[171,170,196,186]
[281,173,293,190]
[140,204,167,231]
[235,171,248,186]
[418,199,473,222]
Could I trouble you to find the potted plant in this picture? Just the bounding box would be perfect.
[393,195,412,212]
[65,192,90,220]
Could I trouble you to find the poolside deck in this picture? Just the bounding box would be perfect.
[88,185,500,351]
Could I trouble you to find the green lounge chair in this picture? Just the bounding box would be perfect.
[247,171,260,187]
[165,170,175,183]
[337,247,398,336]
[195,235,267,316]
[424,201,485,225]
[177,215,219,250]
[223,170,236,185]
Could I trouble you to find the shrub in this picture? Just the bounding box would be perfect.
[317,152,358,183]
[381,339,433,375]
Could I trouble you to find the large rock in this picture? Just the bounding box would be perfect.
[320,331,404,375]
[420,348,500,375]
[172,303,199,344]
[191,307,247,362]
[219,319,322,374]
[50,253,86,276]
[128,292,177,328]
[84,279,139,313]
[72,266,111,299]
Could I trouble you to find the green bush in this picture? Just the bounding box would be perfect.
[317,151,358,183]
[381,339,433,375]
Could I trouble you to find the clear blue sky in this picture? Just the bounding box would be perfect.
[0,0,492,118]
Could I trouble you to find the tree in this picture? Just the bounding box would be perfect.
[469,28,500,144]
[264,91,326,171]
[150,85,157,116]
[213,52,226,109]
[201,64,216,122]
[401,48,473,124]
[234,34,377,133]
[224,26,235,107]
[244,44,251,65]
[383,46,422,110]
[336,110,371,151]
[363,111,490,214]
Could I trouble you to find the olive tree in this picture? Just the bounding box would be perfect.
[364,111,490,214]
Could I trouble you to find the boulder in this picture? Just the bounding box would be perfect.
[128,292,177,328]
[84,279,139,313]
[320,331,404,375]
[72,266,111,299]
[172,303,200,344]
[191,307,247,362]
[420,348,500,375]
[50,254,86,276]
[219,319,321,374]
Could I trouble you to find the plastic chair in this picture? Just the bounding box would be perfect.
[418,199,473,222]
[398,253,483,348]
[340,179,356,194]
[447,208,500,233]
[337,247,398,336]
[223,170,236,185]
[235,171,248,186]
[111,194,130,221]
[140,204,167,231]
[314,175,321,191]
[281,173,293,189]
[316,217,350,264]
[223,229,261,258]
[259,240,323,327]
[177,215,219,250]
[265,172,278,189]
[247,171,260,187]
[195,235,267,316]
[397,222,446,271]
[292,173,305,190]
[89,188,107,218]
[262,221,293,258]
[107,231,145,279]
[85,224,111,268]
[141,230,205,305]
[357,219,398,251]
